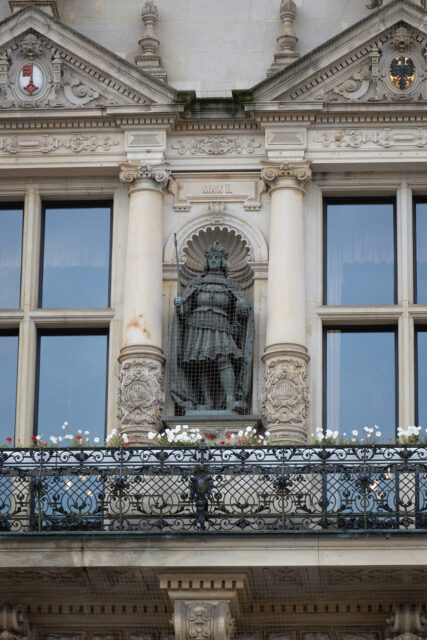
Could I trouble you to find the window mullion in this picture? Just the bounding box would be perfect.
[20,185,41,312]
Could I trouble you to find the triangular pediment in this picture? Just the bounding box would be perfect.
[0,5,177,111]
[253,0,427,105]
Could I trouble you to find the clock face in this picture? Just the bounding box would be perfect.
[18,63,44,97]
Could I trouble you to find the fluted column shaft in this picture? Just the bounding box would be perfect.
[260,161,311,444]
[117,163,171,442]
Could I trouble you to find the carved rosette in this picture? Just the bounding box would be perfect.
[174,601,235,640]
[260,161,311,192]
[262,348,309,444]
[119,162,171,193]
[117,356,164,441]
[0,604,30,640]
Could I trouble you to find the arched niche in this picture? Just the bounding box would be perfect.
[164,209,268,290]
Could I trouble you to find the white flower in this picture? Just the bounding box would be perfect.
[49,436,58,444]
[78,429,82,434]
[36,435,42,441]
[147,431,156,440]
[94,437,100,444]
[65,434,73,440]
[58,436,63,442]
[376,431,382,437]
[352,430,358,436]
[246,426,253,432]
[238,430,244,437]
[265,431,271,437]
[84,430,89,435]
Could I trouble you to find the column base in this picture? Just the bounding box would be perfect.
[262,343,309,444]
[117,345,165,444]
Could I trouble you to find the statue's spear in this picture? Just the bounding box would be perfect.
[174,233,183,299]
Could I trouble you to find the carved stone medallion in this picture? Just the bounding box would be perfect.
[118,358,164,435]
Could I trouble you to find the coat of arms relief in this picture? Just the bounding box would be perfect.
[0,31,149,109]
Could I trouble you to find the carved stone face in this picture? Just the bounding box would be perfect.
[206,252,224,272]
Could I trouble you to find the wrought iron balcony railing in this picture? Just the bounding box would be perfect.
[0,445,426,536]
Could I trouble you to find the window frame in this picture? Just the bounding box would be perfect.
[323,196,398,306]
[0,202,24,310]
[322,324,399,438]
[0,329,20,442]
[34,328,110,440]
[38,200,114,310]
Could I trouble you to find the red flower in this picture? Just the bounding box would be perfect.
[239,440,242,444]
[43,442,47,446]
[125,442,130,446]
[77,435,82,440]
[6,437,12,442]
[206,434,212,439]
[226,435,231,439]
[388,438,392,442]
[31,436,36,441]
[220,441,225,445]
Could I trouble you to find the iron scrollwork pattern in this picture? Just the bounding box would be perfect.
[0,445,425,534]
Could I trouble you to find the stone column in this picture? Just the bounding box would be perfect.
[117,162,171,442]
[160,574,247,640]
[260,161,311,444]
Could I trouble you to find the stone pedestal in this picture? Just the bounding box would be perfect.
[260,161,311,444]
[117,162,170,443]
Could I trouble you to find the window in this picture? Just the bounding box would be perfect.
[0,333,19,443]
[35,331,108,441]
[416,328,427,428]
[324,199,396,305]
[0,205,23,309]
[40,203,112,308]
[324,328,397,441]
[414,199,427,303]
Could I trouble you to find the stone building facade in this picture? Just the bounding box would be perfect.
[0,1,426,639]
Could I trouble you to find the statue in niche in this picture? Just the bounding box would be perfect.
[170,241,254,414]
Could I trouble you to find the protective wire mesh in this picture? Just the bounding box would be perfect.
[169,239,254,418]
[1,565,426,640]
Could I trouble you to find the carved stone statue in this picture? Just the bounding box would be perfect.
[170,241,254,414]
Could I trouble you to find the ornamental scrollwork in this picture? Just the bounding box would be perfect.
[263,356,308,425]
[119,163,171,191]
[171,136,261,156]
[117,358,164,428]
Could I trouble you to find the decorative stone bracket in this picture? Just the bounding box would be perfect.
[0,604,30,640]
[386,604,426,640]
[159,574,248,640]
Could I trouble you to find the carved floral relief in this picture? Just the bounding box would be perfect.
[263,357,308,426]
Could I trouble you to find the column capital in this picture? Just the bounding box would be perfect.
[260,160,311,192]
[119,161,171,194]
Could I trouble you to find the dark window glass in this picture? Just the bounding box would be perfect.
[416,330,427,429]
[0,207,23,309]
[325,201,395,305]
[36,332,108,441]
[41,204,111,308]
[414,201,427,303]
[325,329,396,441]
[0,334,18,443]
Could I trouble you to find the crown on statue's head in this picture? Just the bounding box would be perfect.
[204,241,228,260]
